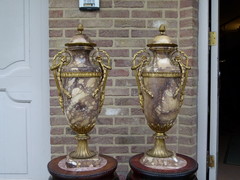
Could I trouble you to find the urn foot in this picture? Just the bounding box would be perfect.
[65,154,103,168]
[140,153,187,170]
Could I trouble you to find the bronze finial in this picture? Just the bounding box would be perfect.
[159,24,166,35]
[77,24,84,34]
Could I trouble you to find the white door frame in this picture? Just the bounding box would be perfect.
[209,0,219,179]
[197,0,209,178]
[198,0,219,179]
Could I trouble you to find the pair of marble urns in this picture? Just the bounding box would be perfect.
[48,24,196,180]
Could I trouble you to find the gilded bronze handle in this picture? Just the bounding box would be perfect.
[91,48,112,112]
[170,49,191,104]
[50,49,72,111]
[132,49,153,109]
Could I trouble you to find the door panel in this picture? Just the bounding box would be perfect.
[0,0,29,71]
[0,90,30,174]
[0,0,49,179]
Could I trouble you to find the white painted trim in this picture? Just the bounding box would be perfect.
[209,0,219,179]
[197,0,209,179]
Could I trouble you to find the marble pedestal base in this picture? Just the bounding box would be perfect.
[127,153,198,180]
[48,154,119,180]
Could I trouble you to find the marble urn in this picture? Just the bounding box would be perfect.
[132,24,191,169]
[50,24,111,168]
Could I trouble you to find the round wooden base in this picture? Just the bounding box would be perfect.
[127,153,198,180]
[48,154,119,180]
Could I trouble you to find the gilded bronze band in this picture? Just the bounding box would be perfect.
[60,72,102,78]
[142,72,182,78]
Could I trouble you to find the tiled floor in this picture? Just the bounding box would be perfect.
[217,135,240,180]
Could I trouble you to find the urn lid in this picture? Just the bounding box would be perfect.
[65,24,96,47]
[147,24,177,48]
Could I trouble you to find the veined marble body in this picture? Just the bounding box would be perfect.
[143,50,181,132]
[62,49,101,133]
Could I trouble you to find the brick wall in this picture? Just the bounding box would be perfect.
[49,0,198,178]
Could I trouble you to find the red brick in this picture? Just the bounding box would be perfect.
[115,117,145,125]
[99,146,129,154]
[109,69,129,77]
[97,117,114,125]
[49,30,63,37]
[93,40,113,47]
[105,88,130,96]
[116,165,129,172]
[115,98,139,106]
[179,125,196,136]
[180,0,198,8]
[82,19,113,28]
[50,98,60,106]
[115,136,145,144]
[184,87,197,96]
[99,29,129,37]
[147,1,178,8]
[131,88,139,97]
[99,127,128,135]
[115,79,136,86]
[50,107,64,116]
[103,97,114,106]
[114,1,144,8]
[180,19,197,28]
[116,155,132,163]
[178,115,197,125]
[49,19,79,28]
[51,127,64,135]
[165,10,178,18]
[147,20,178,29]
[115,39,145,48]
[131,146,151,153]
[49,49,61,57]
[89,136,113,144]
[132,10,162,18]
[179,38,196,47]
[49,0,78,8]
[99,10,129,18]
[114,59,131,67]
[178,145,196,156]
[130,108,144,116]
[51,146,64,154]
[49,10,63,18]
[131,29,159,37]
[50,116,68,126]
[115,19,146,28]
[65,29,97,38]
[51,136,75,145]
[130,126,152,135]
[101,0,113,8]
[64,10,97,18]
[178,136,196,145]
[180,9,197,19]
[180,29,196,37]
[107,49,129,57]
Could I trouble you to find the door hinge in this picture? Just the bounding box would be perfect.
[209,31,217,46]
[207,155,215,168]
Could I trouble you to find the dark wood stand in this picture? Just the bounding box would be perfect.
[48,154,119,180]
[127,153,198,180]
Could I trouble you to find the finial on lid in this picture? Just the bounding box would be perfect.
[77,24,84,34]
[159,24,166,35]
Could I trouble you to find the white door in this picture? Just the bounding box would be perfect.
[198,0,219,179]
[0,0,50,180]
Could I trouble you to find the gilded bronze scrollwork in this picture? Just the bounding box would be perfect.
[50,24,111,167]
[132,25,191,168]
